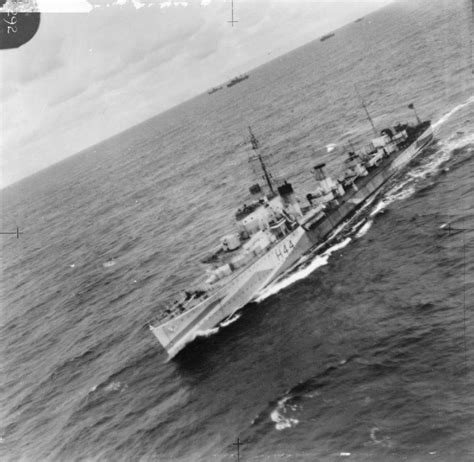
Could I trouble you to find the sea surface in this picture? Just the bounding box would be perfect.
[1,1,474,460]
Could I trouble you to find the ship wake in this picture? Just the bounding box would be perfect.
[370,129,472,217]
[220,313,242,327]
[174,313,242,353]
[189,326,220,342]
[255,238,352,303]
[431,95,474,130]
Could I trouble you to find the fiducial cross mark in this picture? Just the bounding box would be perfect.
[228,0,238,26]
[0,227,23,238]
[233,437,246,461]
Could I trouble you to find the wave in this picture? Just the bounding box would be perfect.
[369,426,394,448]
[48,346,104,384]
[103,260,116,268]
[104,381,127,393]
[89,380,127,394]
[252,356,359,432]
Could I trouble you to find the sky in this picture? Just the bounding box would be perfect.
[0,0,392,188]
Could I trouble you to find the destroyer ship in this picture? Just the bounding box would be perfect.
[150,103,434,358]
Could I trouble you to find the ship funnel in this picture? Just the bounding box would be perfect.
[277,181,302,218]
[313,163,327,181]
[249,183,262,196]
[277,181,294,198]
[277,181,296,206]
[310,162,344,200]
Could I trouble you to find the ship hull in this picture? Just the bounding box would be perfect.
[151,124,434,359]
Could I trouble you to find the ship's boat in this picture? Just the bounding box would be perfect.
[149,102,434,359]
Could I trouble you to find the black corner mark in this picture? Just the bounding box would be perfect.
[0,10,40,49]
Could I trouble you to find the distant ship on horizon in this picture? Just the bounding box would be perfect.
[227,74,249,87]
[355,17,364,23]
[208,86,223,95]
[320,32,335,42]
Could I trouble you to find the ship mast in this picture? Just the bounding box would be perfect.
[248,126,275,195]
[355,84,378,136]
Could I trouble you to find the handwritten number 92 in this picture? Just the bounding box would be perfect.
[4,12,17,34]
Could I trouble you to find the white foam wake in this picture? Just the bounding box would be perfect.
[190,326,220,341]
[376,181,417,212]
[255,238,351,303]
[325,195,377,242]
[408,144,454,180]
[432,95,474,130]
[168,310,241,352]
[324,195,378,242]
[369,427,394,448]
[369,200,388,217]
[355,220,373,238]
[444,131,474,151]
[370,137,458,216]
[270,397,299,431]
[220,313,241,327]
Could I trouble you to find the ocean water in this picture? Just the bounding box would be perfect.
[1,0,473,460]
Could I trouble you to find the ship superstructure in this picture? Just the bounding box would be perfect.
[149,103,434,359]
